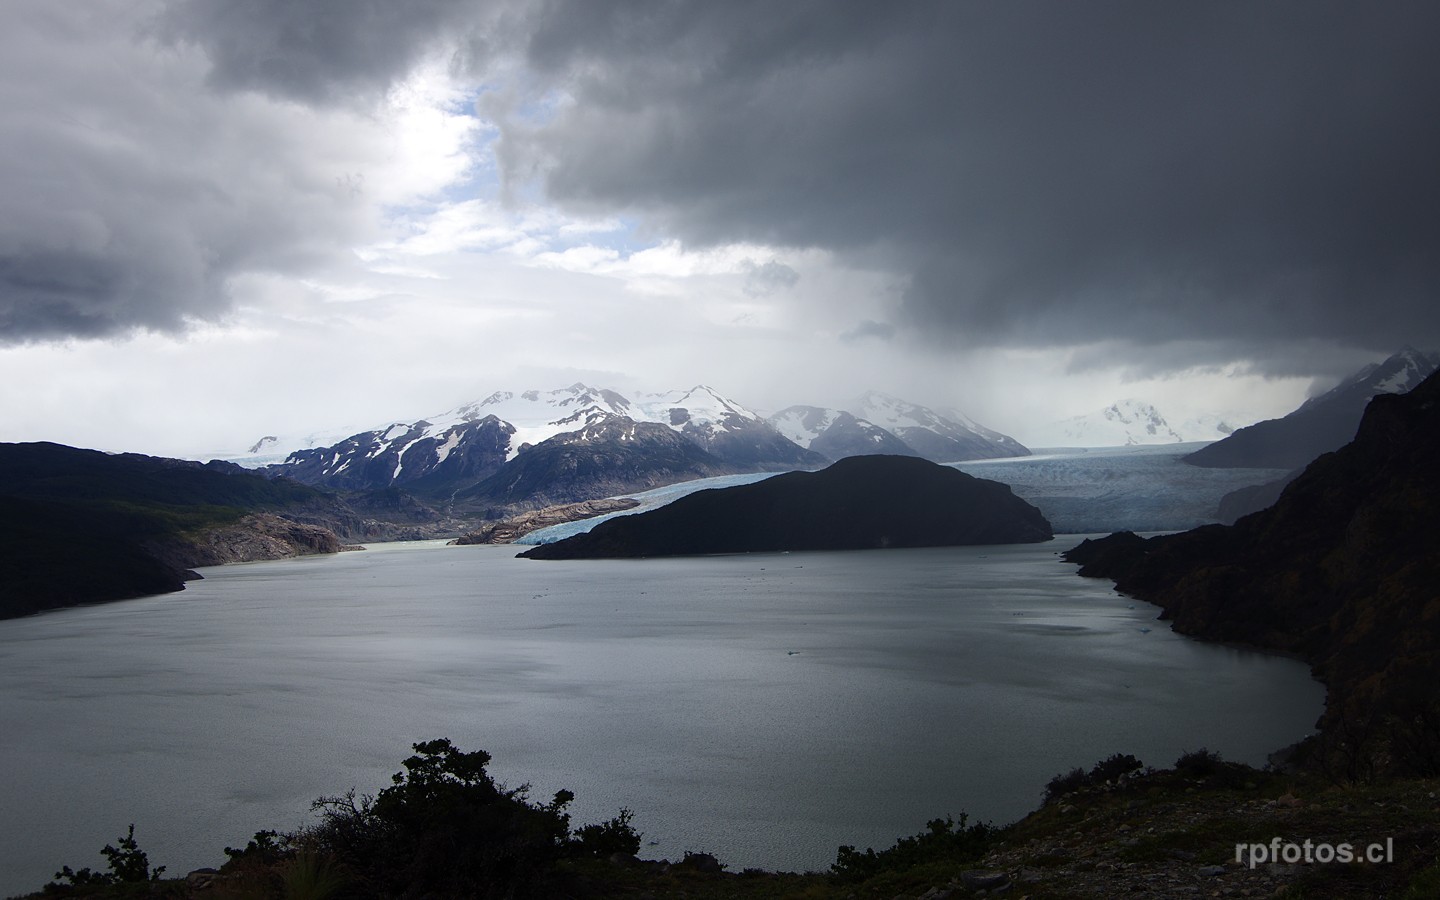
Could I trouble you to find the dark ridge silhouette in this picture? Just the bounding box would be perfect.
[518,455,1052,560]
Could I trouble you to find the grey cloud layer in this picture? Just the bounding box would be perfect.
[508,1,1440,361]
[1,1,375,342]
[9,0,1440,370]
[158,0,493,104]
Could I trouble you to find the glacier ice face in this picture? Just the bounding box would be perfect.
[954,443,1288,534]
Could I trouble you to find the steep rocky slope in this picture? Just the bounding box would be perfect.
[0,442,351,618]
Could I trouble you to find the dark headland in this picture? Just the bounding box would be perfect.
[1066,366,1440,776]
[517,454,1052,560]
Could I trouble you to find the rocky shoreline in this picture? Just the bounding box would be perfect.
[152,513,348,570]
[452,497,641,544]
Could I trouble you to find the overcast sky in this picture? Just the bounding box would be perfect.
[3,0,1438,456]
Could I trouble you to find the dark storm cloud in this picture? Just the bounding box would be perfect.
[157,0,490,104]
[0,1,394,343]
[502,0,1440,368]
[12,0,1440,366]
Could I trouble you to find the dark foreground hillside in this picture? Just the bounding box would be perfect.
[24,739,1440,899]
[520,454,1052,559]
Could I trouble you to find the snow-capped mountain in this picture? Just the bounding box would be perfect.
[632,385,823,468]
[261,383,820,500]
[455,416,734,510]
[844,391,1030,461]
[1175,414,1239,443]
[767,406,922,460]
[274,416,514,493]
[1295,346,1438,413]
[454,384,638,457]
[1027,399,1186,447]
[1187,347,1439,469]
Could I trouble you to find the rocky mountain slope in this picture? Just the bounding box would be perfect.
[456,417,736,511]
[1065,368,1440,775]
[0,443,354,619]
[1185,347,1438,469]
[519,455,1052,559]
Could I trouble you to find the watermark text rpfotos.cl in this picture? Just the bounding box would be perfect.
[1236,837,1394,868]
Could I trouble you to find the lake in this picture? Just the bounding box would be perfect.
[0,538,1323,894]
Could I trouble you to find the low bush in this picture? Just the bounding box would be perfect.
[1174,748,1225,778]
[291,738,640,898]
[833,814,994,881]
[1043,753,1146,804]
[46,825,166,893]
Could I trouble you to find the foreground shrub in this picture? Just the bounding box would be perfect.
[46,825,166,893]
[1043,753,1146,804]
[294,738,639,898]
[1174,748,1225,777]
[572,808,642,858]
[833,814,994,881]
[1043,767,1091,804]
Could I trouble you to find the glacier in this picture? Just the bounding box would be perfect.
[519,443,1289,542]
[520,472,784,544]
[953,443,1288,533]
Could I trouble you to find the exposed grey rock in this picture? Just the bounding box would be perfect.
[453,497,641,544]
[151,513,343,567]
[959,870,1010,889]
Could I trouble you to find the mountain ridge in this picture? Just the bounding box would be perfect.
[0,442,359,619]
[1184,347,1438,469]
[251,384,1025,508]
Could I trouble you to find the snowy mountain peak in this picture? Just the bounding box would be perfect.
[1029,398,1188,447]
[765,405,923,461]
[847,391,943,431]
[634,384,761,430]
[767,406,843,448]
[769,405,887,449]
[1298,347,1439,413]
[843,392,1030,461]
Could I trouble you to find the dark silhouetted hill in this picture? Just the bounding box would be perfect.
[519,455,1052,560]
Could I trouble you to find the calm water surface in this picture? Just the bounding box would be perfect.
[0,539,1322,893]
